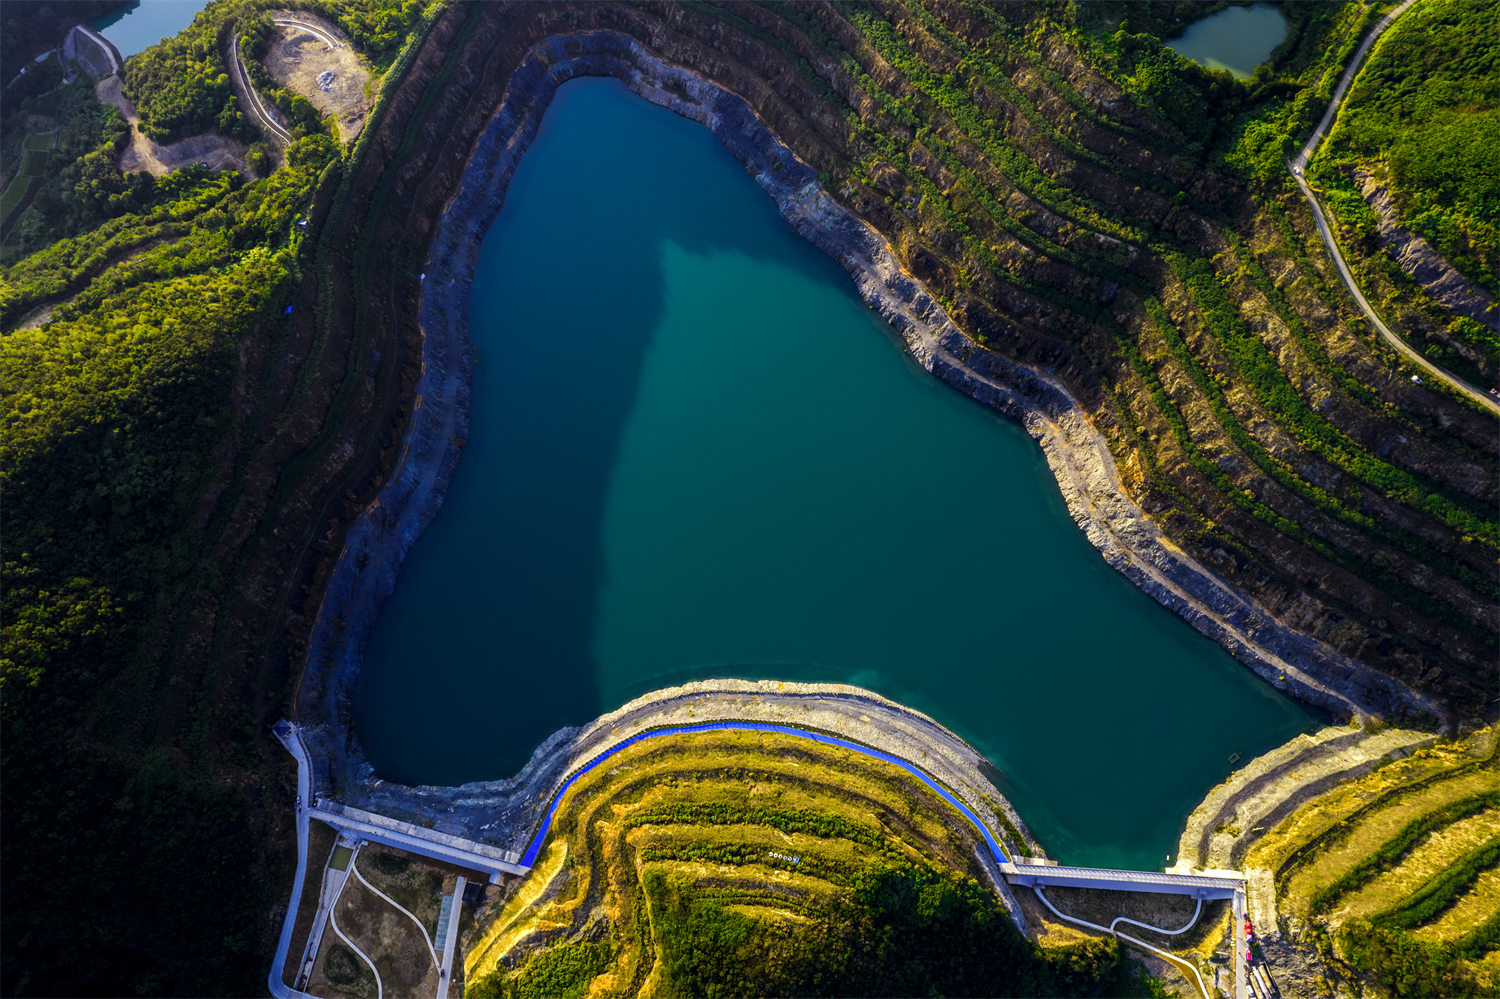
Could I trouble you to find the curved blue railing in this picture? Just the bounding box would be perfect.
[518,720,1011,868]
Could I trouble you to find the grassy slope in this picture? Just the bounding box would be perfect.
[463,730,1169,998]
[1244,726,1499,996]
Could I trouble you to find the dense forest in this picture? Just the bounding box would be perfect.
[471,865,1167,998]
[1,2,431,993]
[1315,0,1498,295]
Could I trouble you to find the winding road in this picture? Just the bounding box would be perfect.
[269,722,317,999]
[349,858,440,973]
[1033,887,1212,999]
[1287,0,1500,417]
[228,15,348,147]
[227,25,291,145]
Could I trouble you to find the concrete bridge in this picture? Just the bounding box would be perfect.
[271,719,1256,999]
[1003,858,1253,999]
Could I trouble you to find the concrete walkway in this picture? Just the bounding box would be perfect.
[270,720,521,995]
[326,842,382,999]
[269,721,318,999]
[435,877,466,999]
[310,802,528,881]
[350,855,440,971]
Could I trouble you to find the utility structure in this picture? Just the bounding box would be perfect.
[272,717,1262,999]
[1004,860,1250,999]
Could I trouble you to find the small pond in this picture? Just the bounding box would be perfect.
[92,0,210,60]
[1167,3,1288,79]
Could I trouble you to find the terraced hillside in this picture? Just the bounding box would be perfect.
[3,1,1496,993]
[385,0,1498,730]
[461,729,1165,997]
[1238,725,1498,997]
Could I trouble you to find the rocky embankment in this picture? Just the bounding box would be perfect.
[1357,168,1500,333]
[296,27,1445,845]
[1175,724,1437,874]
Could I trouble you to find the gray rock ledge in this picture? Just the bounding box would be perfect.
[294,30,1441,870]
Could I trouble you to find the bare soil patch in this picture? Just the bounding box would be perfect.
[94,75,249,176]
[263,11,373,143]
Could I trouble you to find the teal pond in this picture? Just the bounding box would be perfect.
[93,0,210,60]
[353,78,1314,872]
[1167,3,1288,79]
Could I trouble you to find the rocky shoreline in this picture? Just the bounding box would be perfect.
[294,30,1441,856]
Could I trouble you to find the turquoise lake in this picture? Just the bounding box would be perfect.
[1167,3,1288,79]
[353,78,1314,871]
[93,0,209,60]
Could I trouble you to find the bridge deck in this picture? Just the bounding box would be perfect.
[1001,862,1244,899]
[309,803,530,883]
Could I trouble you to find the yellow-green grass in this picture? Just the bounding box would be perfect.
[1278,768,1499,925]
[0,176,35,224]
[464,729,1001,993]
[1233,728,1498,995]
[1413,867,1500,944]
[1329,807,1500,925]
[1245,728,1496,895]
[22,133,56,151]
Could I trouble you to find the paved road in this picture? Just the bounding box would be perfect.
[274,17,347,51]
[435,877,466,999]
[1286,0,1500,417]
[269,723,318,999]
[227,24,292,145]
[229,16,346,147]
[1291,0,1420,172]
[350,857,440,971]
[327,843,383,999]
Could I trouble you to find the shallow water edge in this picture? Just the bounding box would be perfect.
[292,30,1436,858]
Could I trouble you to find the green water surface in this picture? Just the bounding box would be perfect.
[353,78,1314,871]
[93,1,209,60]
[1167,3,1288,79]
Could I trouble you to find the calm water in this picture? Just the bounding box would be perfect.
[93,0,209,60]
[354,78,1314,871]
[1167,3,1288,79]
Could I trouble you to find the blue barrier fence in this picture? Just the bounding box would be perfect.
[518,721,1012,869]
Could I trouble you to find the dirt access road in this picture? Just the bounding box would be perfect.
[95,74,250,176]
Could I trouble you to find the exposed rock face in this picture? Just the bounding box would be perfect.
[1174,724,1436,872]
[1357,168,1500,332]
[296,27,1445,850]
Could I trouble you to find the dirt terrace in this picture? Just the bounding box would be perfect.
[263,10,374,143]
[95,74,249,175]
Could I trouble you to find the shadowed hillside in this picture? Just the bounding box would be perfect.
[2,1,1494,994]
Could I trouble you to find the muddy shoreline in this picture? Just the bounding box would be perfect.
[294,31,1439,857]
